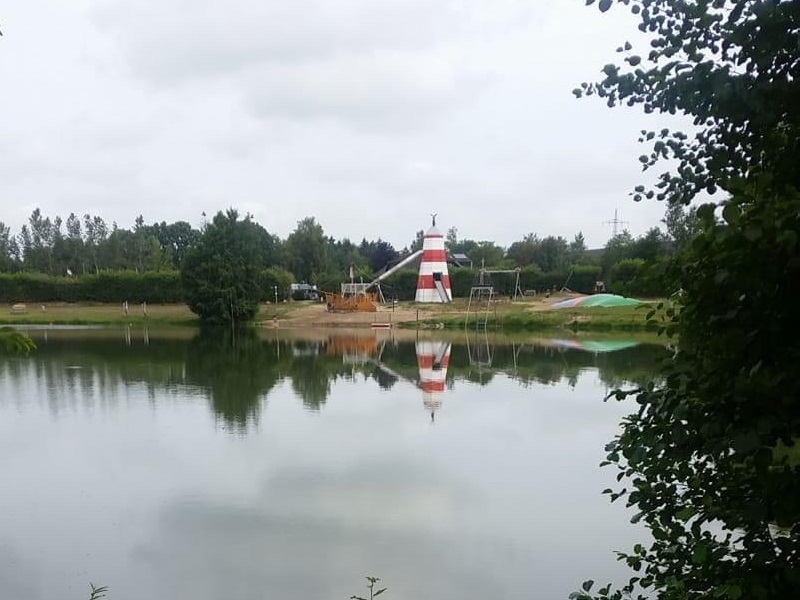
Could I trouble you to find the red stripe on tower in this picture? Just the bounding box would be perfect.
[416,341,452,417]
[420,380,446,393]
[421,249,447,263]
[416,274,452,290]
[415,215,452,303]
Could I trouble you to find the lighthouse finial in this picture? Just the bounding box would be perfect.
[430,213,437,227]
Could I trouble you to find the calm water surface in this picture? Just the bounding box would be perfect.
[0,328,664,600]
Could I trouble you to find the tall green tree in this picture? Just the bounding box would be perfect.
[328,238,367,275]
[631,227,668,263]
[82,214,108,273]
[0,222,20,272]
[470,241,505,267]
[408,229,425,253]
[285,217,328,282]
[158,221,201,268]
[600,231,634,275]
[506,233,537,267]
[534,236,570,272]
[181,209,264,325]
[62,213,84,274]
[573,1,800,599]
[569,232,587,264]
[359,238,399,273]
[662,203,702,252]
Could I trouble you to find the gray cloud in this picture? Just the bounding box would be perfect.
[91,0,533,83]
[242,51,493,131]
[2,0,684,249]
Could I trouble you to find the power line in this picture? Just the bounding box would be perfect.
[603,209,629,237]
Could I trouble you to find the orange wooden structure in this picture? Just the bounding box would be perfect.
[325,335,380,356]
[323,291,378,313]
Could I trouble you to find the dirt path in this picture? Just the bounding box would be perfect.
[263,294,573,329]
[264,302,424,329]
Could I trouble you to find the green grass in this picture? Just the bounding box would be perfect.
[400,302,658,333]
[0,298,662,334]
[0,303,198,326]
[0,301,303,327]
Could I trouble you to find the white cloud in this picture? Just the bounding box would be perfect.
[1,0,687,249]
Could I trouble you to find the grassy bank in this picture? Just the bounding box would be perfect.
[0,302,296,326]
[0,303,195,326]
[401,302,657,333]
[0,297,660,334]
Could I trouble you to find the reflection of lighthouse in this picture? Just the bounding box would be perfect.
[416,340,452,419]
[415,215,452,303]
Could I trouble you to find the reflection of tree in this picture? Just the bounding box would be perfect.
[379,341,667,389]
[370,365,398,390]
[8,330,668,420]
[287,354,333,410]
[185,328,281,430]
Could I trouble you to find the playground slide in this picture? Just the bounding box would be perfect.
[432,342,450,370]
[367,249,423,288]
[433,278,450,303]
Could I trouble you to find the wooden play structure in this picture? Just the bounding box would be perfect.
[323,290,379,313]
[323,215,457,312]
[323,248,424,313]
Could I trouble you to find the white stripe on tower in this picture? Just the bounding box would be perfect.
[415,218,452,303]
[416,341,451,414]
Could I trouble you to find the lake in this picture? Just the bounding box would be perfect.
[0,328,665,600]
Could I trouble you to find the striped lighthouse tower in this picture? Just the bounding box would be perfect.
[415,214,452,303]
[416,341,452,418]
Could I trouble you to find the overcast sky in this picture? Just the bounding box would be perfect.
[1,0,686,249]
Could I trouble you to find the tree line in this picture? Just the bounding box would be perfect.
[0,204,699,298]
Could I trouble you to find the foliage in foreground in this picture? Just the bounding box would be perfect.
[576,193,800,600]
[0,326,36,355]
[79,577,384,600]
[351,576,387,600]
[573,0,800,599]
[88,583,108,600]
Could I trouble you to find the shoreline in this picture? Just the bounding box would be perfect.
[1,297,661,336]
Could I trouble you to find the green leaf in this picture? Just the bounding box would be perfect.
[722,203,740,225]
[743,224,761,241]
[692,543,709,564]
[582,579,595,592]
[778,229,797,247]
[696,203,716,222]
[598,0,612,12]
[374,588,388,597]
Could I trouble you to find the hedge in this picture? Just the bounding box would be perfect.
[0,263,609,305]
[338,264,603,299]
[0,271,183,304]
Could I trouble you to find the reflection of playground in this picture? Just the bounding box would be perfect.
[15,328,664,429]
[325,334,386,364]
[464,330,642,382]
[324,333,451,420]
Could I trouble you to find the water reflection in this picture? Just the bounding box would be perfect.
[1,328,665,430]
[0,327,666,600]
